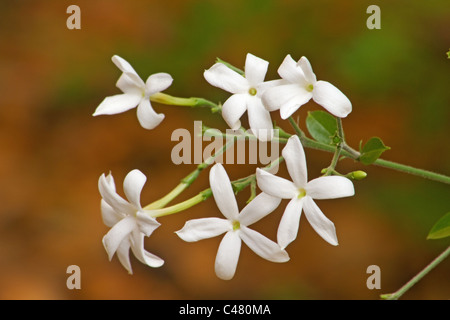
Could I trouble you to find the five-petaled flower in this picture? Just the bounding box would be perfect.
[93,55,173,130]
[262,54,352,119]
[176,163,289,280]
[204,53,283,141]
[99,169,164,274]
[256,135,355,249]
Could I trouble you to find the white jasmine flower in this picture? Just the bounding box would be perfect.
[256,135,355,249]
[176,163,289,280]
[204,53,282,141]
[93,55,173,130]
[262,54,352,119]
[99,169,164,274]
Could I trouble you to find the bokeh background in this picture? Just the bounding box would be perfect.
[0,0,449,300]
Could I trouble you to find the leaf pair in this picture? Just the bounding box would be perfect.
[306,110,390,165]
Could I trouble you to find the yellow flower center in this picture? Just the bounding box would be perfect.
[306,84,314,92]
[232,220,241,231]
[248,87,257,96]
[297,188,307,199]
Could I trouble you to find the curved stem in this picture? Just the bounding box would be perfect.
[380,246,450,300]
[144,138,234,210]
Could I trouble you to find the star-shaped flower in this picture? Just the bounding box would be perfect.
[262,54,352,119]
[93,55,173,130]
[99,169,164,274]
[256,135,355,249]
[176,163,289,280]
[204,53,282,141]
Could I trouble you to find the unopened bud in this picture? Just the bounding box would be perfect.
[349,170,367,180]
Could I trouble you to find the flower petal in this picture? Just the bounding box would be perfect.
[116,73,142,94]
[306,176,355,200]
[204,63,248,94]
[102,216,136,260]
[256,79,289,98]
[209,163,239,220]
[282,135,307,187]
[312,80,352,118]
[303,196,338,246]
[111,55,145,87]
[215,231,242,280]
[277,197,304,249]
[136,211,160,237]
[239,193,281,226]
[145,72,173,96]
[244,53,268,85]
[221,93,248,130]
[277,54,308,85]
[175,218,231,242]
[101,199,124,228]
[297,56,317,84]
[279,87,312,120]
[93,93,141,116]
[130,231,164,268]
[240,226,289,262]
[123,169,146,209]
[116,237,133,274]
[247,98,274,141]
[256,168,297,199]
[136,99,165,130]
[98,173,134,215]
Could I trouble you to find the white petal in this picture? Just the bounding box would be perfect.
[215,231,242,280]
[256,79,289,98]
[239,193,281,226]
[116,73,142,94]
[244,53,268,85]
[136,211,161,237]
[145,72,173,96]
[312,80,352,118]
[116,237,133,274]
[123,169,146,209]
[240,226,289,262]
[175,218,231,242]
[306,176,355,200]
[303,197,338,246]
[93,93,141,116]
[297,56,317,84]
[282,135,307,187]
[221,94,248,130]
[256,168,297,199]
[277,54,308,85]
[247,97,274,141]
[111,55,145,87]
[98,173,134,215]
[204,63,248,94]
[279,87,312,120]
[101,199,124,228]
[136,99,165,130]
[262,84,312,119]
[209,164,239,220]
[102,216,136,260]
[130,231,164,268]
[277,197,304,249]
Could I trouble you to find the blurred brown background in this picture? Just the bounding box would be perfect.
[0,0,449,300]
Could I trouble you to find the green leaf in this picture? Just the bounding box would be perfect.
[306,111,338,145]
[359,137,390,165]
[427,212,450,240]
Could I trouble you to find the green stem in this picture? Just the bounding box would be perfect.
[288,117,306,138]
[144,138,234,210]
[380,246,450,300]
[150,92,221,113]
[148,156,284,218]
[298,135,450,185]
